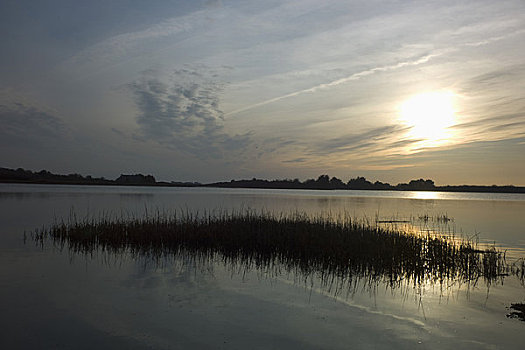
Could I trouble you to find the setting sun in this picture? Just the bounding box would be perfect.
[399,91,456,146]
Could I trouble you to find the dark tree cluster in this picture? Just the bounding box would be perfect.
[0,167,157,187]
[116,174,156,185]
[0,167,112,185]
[210,175,437,191]
[210,175,524,193]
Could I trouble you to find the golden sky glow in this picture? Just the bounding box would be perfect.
[1,1,524,185]
[399,91,457,149]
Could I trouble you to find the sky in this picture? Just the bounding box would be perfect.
[1,0,525,185]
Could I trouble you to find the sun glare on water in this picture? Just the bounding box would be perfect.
[399,91,457,147]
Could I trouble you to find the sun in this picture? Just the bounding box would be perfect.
[399,91,456,146]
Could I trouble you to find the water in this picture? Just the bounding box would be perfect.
[1,184,525,349]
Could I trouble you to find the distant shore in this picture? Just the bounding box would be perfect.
[1,167,524,194]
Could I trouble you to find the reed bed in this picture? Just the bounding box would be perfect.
[33,210,518,290]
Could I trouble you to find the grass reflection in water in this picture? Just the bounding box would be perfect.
[32,210,525,297]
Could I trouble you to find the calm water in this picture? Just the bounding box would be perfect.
[1,184,525,349]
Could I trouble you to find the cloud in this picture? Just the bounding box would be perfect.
[57,6,229,79]
[224,17,525,117]
[446,63,525,145]
[129,67,252,160]
[452,109,525,144]
[282,157,307,164]
[271,125,422,171]
[225,52,446,117]
[464,28,525,47]
[459,65,525,93]
[308,125,414,157]
[486,121,525,133]
[0,101,68,145]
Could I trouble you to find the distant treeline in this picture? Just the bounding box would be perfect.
[0,167,165,186]
[1,167,524,193]
[209,175,525,193]
[210,175,434,190]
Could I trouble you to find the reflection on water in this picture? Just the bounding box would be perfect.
[408,191,442,200]
[3,184,525,349]
[118,193,154,199]
[0,190,55,200]
[33,211,524,303]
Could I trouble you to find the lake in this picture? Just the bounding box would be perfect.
[1,183,525,349]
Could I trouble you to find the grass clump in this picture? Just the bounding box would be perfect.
[507,303,525,321]
[33,210,516,290]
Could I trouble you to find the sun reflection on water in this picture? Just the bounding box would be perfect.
[408,191,442,200]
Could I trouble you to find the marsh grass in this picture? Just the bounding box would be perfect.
[507,303,525,321]
[32,209,524,293]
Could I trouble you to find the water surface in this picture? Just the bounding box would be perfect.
[1,184,525,349]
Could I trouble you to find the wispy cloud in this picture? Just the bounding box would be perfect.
[55,7,227,80]
[307,125,413,157]
[282,157,308,164]
[465,28,525,47]
[452,64,525,144]
[225,52,446,117]
[225,23,525,117]
[459,65,525,93]
[129,67,252,160]
[0,101,68,145]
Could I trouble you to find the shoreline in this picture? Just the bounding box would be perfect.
[2,179,525,194]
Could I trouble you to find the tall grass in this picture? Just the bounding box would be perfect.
[33,210,521,291]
